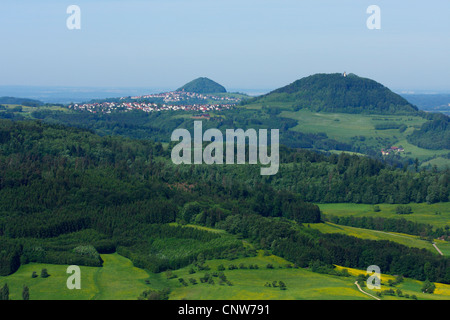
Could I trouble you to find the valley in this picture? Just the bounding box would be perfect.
[1,0,449,307]
[0,74,449,301]
[2,74,448,168]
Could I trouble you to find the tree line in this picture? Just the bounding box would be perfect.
[216,213,450,284]
[325,215,449,239]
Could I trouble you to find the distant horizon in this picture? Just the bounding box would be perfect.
[1,82,450,105]
[1,1,449,93]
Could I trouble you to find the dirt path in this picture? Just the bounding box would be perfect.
[433,242,444,256]
[354,281,381,300]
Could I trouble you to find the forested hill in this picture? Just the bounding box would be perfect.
[0,119,320,275]
[0,96,43,107]
[177,77,227,94]
[0,119,448,284]
[249,73,419,115]
[407,113,450,150]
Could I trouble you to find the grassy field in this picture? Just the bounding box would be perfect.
[0,253,151,300]
[315,203,450,257]
[0,260,99,300]
[91,253,150,300]
[334,265,450,300]
[1,104,67,117]
[307,222,443,255]
[436,241,450,256]
[1,250,449,300]
[276,109,449,164]
[421,157,450,170]
[318,202,450,229]
[282,109,424,140]
[165,250,450,300]
[167,250,369,300]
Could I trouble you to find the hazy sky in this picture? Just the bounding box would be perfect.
[1,0,449,92]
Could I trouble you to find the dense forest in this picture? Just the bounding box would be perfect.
[177,77,227,94]
[0,119,448,284]
[0,120,319,274]
[25,108,355,154]
[166,147,449,204]
[248,73,419,115]
[407,113,450,150]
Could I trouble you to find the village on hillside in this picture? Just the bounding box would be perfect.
[68,91,242,114]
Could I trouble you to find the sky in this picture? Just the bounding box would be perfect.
[1,0,449,93]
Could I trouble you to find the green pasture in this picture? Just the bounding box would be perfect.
[318,202,450,229]
[0,253,150,300]
[335,265,450,300]
[277,109,448,163]
[167,250,369,300]
[307,222,442,255]
[2,250,449,300]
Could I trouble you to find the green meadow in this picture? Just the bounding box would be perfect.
[334,265,450,301]
[166,250,368,300]
[307,222,443,255]
[278,109,449,164]
[1,104,67,116]
[0,253,150,300]
[282,109,424,140]
[238,103,449,166]
[421,157,450,169]
[437,241,450,256]
[318,202,450,229]
[1,250,449,300]
[0,260,99,300]
[314,203,450,257]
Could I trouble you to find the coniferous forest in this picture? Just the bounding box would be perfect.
[2,0,450,304]
[0,119,449,284]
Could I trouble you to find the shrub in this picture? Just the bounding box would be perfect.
[73,245,101,259]
[396,205,412,215]
[178,278,188,286]
[40,268,50,278]
[22,286,30,300]
[421,280,435,294]
[138,288,171,300]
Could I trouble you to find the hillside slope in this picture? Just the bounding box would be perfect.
[251,73,419,115]
[177,77,227,94]
[407,113,450,150]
